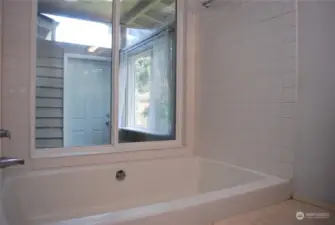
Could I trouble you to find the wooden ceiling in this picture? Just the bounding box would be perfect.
[38,0,176,29]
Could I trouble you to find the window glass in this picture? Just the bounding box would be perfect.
[35,0,113,149]
[133,51,152,129]
[118,0,177,143]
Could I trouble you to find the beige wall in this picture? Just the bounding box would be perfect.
[0,1,10,224]
[294,1,335,204]
[195,0,297,179]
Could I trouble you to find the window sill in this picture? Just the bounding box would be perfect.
[31,144,190,170]
[31,140,184,159]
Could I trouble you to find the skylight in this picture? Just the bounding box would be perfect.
[43,14,112,49]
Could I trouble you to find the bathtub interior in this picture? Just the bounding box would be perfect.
[3,157,267,225]
[198,159,266,193]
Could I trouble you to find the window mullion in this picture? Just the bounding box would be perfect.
[112,0,121,146]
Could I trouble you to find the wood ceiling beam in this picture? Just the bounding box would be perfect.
[120,0,160,25]
[142,14,164,25]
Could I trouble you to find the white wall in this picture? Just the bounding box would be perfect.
[1,0,194,175]
[294,1,335,204]
[0,0,10,223]
[195,0,297,179]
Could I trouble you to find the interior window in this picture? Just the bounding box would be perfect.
[118,0,177,143]
[35,0,178,149]
[35,0,113,149]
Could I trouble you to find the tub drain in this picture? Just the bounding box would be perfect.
[116,170,126,181]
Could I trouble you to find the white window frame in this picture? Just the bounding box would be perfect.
[124,49,153,132]
[31,0,186,158]
[1,0,196,163]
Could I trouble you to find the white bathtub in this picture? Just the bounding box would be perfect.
[3,157,292,225]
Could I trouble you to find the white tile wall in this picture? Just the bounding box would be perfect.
[295,1,335,204]
[195,0,297,179]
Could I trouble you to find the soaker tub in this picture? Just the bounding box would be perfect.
[3,157,292,225]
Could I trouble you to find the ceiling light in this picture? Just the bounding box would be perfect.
[88,46,99,53]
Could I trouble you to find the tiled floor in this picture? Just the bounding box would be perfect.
[215,200,335,225]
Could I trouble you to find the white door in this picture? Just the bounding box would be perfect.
[64,55,111,147]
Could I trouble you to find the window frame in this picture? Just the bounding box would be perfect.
[125,48,154,131]
[26,0,190,159]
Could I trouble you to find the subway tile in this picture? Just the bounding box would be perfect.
[282,72,297,88]
[281,87,297,103]
[280,102,296,118]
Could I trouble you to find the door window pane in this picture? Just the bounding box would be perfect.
[35,0,113,149]
[118,0,177,143]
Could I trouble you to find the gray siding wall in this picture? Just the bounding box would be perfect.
[36,40,64,149]
[35,39,111,149]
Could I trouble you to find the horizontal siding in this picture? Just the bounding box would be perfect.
[36,76,63,88]
[36,40,64,149]
[36,67,63,78]
[36,118,63,128]
[37,39,63,58]
[36,128,63,139]
[36,139,63,149]
[36,98,62,108]
[37,58,63,69]
[36,87,62,98]
[36,107,63,118]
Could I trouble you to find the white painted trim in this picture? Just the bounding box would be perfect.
[63,53,112,147]
[30,0,38,161]
[21,0,195,161]
[184,6,197,149]
[112,0,121,146]
[0,0,2,167]
[175,0,186,144]
[33,140,184,159]
[30,148,191,170]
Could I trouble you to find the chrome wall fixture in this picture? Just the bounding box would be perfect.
[202,0,216,8]
[0,128,25,169]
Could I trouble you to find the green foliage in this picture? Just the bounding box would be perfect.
[134,53,171,126]
[135,55,151,93]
